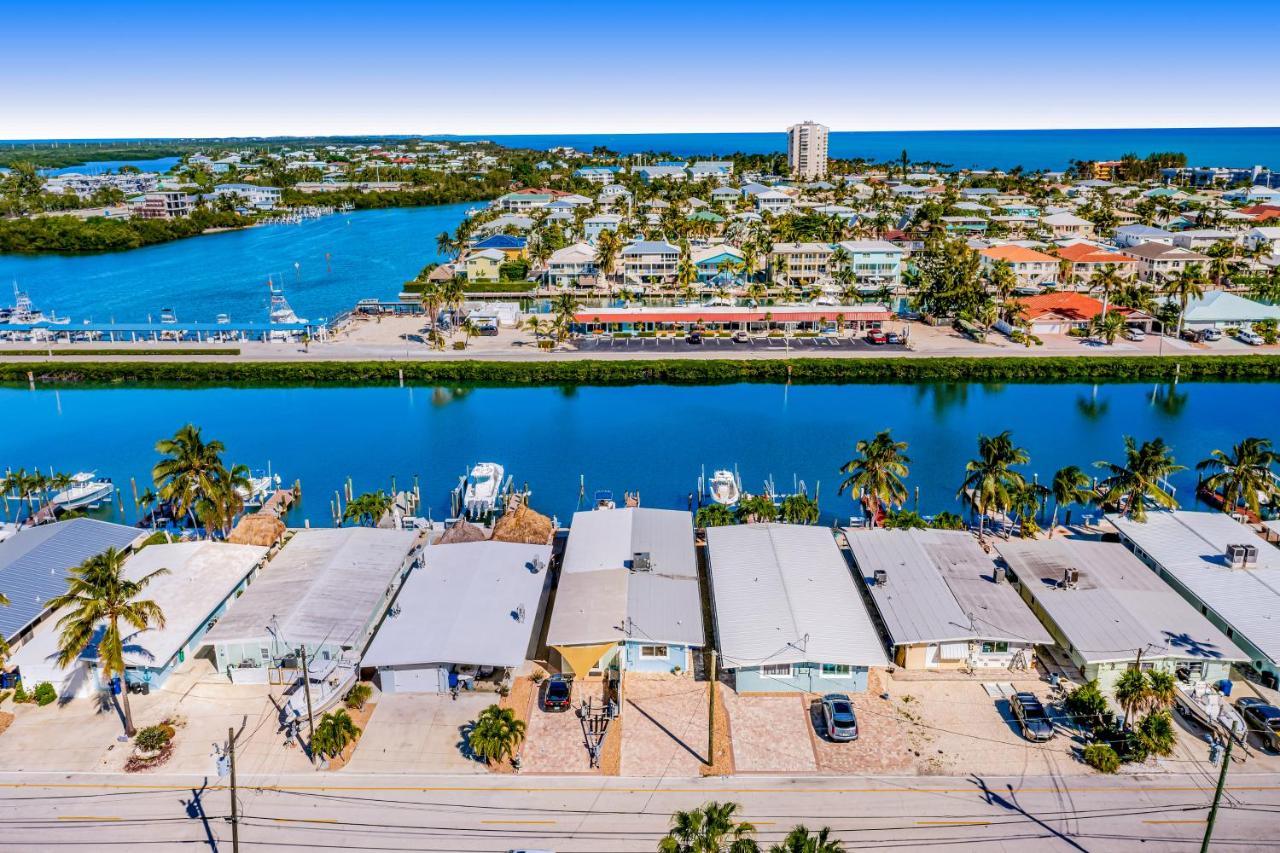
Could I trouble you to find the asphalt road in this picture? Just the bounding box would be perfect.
[1,770,1277,852]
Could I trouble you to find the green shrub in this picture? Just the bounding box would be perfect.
[32,682,56,706]
[344,683,373,711]
[134,724,173,752]
[1083,743,1120,773]
[12,683,27,704]
[1063,680,1110,729]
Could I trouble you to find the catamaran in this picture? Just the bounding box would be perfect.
[51,472,115,511]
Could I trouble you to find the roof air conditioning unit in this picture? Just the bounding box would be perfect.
[515,604,526,623]
[632,552,653,572]
[1063,568,1080,588]
[873,569,888,586]
[1227,544,1258,568]
[531,556,545,574]
[993,566,1006,584]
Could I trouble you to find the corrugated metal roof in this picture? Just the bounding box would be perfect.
[849,529,1051,646]
[0,519,143,638]
[707,524,887,670]
[1109,511,1280,665]
[202,528,420,650]
[363,541,551,669]
[995,537,1247,666]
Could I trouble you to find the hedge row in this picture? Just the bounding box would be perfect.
[0,355,1277,387]
[0,348,240,357]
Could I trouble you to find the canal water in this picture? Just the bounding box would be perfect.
[1,380,1271,528]
[0,203,472,324]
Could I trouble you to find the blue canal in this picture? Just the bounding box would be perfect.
[0,204,472,324]
[1,380,1271,528]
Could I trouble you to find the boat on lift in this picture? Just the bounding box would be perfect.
[452,462,509,521]
[268,279,305,324]
[709,469,742,506]
[51,472,115,511]
[236,470,281,507]
[158,308,178,324]
[594,490,617,510]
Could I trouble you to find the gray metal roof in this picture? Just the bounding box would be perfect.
[202,527,420,650]
[848,529,1052,646]
[707,524,887,670]
[546,508,703,649]
[1109,511,1280,665]
[363,541,551,670]
[0,519,143,638]
[995,536,1247,666]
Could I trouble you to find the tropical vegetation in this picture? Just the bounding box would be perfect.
[466,704,527,765]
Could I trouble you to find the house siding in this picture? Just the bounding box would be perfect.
[623,641,693,674]
[731,662,868,694]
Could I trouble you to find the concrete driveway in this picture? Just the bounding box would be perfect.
[343,692,492,774]
[721,691,816,773]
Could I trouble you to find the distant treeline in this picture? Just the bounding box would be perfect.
[2,355,1277,387]
[0,146,187,170]
[0,210,252,254]
[281,184,500,209]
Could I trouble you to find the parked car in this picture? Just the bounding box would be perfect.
[1123,327,1146,341]
[1009,692,1055,742]
[732,330,750,344]
[1200,328,1223,342]
[819,693,859,742]
[542,674,572,711]
[1180,328,1200,342]
[886,332,903,345]
[1239,331,1265,346]
[1237,697,1280,751]
[686,332,703,345]
[865,329,888,345]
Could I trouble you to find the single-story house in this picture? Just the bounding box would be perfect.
[546,508,704,678]
[1109,511,1280,690]
[995,536,1247,691]
[848,529,1053,671]
[706,524,887,693]
[363,540,552,693]
[201,528,422,683]
[1010,292,1155,335]
[1179,291,1280,331]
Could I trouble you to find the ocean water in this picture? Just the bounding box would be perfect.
[0,380,1259,528]
[0,203,472,323]
[463,127,1280,171]
[39,157,181,176]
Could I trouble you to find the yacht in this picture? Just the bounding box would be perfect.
[454,462,508,520]
[268,280,304,324]
[1,283,69,326]
[51,472,115,511]
[158,308,178,324]
[709,469,742,506]
[1174,679,1247,743]
[237,471,281,507]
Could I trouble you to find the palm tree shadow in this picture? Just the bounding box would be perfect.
[456,721,483,763]
[968,774,1089,852]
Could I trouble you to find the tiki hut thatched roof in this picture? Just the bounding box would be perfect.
[437,519,488,544]
[228,513,286,547]
[491,501,554,545]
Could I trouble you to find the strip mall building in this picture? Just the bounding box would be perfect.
[571,304,891,334]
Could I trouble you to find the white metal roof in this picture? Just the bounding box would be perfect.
[202,528,420,649]
[707,524,887,670]
[995,536,1247,666]
[1109,511,1280,665]
[848,529,1053,646]
[363,541,550,670]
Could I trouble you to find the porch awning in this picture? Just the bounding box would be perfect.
[554,642,618,676]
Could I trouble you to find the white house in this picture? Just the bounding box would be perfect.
[583,214,623,244]
[1244,227,1280,255]
[621,240,679,282]
[212,183,282,210]
[546,242,597,287]
[753,189,794,216]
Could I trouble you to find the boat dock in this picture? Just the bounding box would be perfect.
[0,319,328,345]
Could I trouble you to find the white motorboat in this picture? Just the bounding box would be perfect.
[709,469,742,506]
[268,280,304,324]
[158,307,178,324]
[1174,680,1247,743]
[455,462,507,520]
[51,472,115,511]
[236,471,280,507]
[284,655,357,719]
[1,283,69,326]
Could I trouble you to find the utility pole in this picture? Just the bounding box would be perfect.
[1200,734,1233,853]
[706,649,718,767]
[298,646,315,762]
[227,726,240,853]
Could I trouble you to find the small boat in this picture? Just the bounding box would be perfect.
[215,313,231,324]
[453,462,508,521]
[594,490,617,510]
[709,469,742,506]
[1174,680,1247,743]
[158,308,178,324]
[236,471,280,507]
[284,655,357,719]
[51,472,115,511]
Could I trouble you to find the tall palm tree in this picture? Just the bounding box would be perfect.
[839,430,910,527]
[49,547,167,735]
[343,490,394,527]
[778,494,820,525]
[1163,264,1207,337]
[770,826,843,853]
[1088,263,1125,315]
[957,431,1028,538]
[660,801,759,853]
[1048,465,1094,537]
[466,704,527,765]
[152,424,228,527]
[551,292,581,344]
[1196,437,1277,517]
[195,463,252,538]
[435,230,457,259]
[594,228,621,288]
[1095,436,1184,522]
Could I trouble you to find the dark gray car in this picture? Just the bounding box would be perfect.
[820,693,859,742]
[1010,692,1054,741]
[1237,697,1280,751]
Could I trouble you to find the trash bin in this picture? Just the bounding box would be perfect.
[1218,679,1233,696]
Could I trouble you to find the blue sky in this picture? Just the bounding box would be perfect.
[3,0,1278,139]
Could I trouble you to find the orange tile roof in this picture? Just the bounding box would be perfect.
[977,245,1059,263]
[1055,244,1137,264]
[1016,292,1137,322]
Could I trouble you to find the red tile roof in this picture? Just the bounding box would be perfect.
[977,245,1059,263]
[1055,244,1137,264]
[1017,292,1139,323]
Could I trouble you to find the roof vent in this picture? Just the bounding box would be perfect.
[873,569,888,586]
[993,566,1006,584]
[1062,568,1080,589]
[631,552,653,572]
[1226,544,1258,568]
[530,556,545,574]
[515,604,526,623]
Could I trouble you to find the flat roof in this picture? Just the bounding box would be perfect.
[995,536,1247,666]
[0,519,143,638]
[848,529,1052,646]
[202,528,419,649]
[363,541,551,669]
[707,524,887,670]
[1109,511,1280,665]
[573,305,890,324]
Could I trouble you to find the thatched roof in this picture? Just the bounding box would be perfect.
[492,501,554,545]
[438,520,488,544]
[228,513,286,547]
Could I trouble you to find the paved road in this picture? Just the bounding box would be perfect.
[1,770,1276,851]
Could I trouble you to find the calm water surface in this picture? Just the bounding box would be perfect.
[1,381,1270,527]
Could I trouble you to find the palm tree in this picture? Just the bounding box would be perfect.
[523,314,550,343]
[1196,437,1278,517]
[839,430,910,527]
[1088,263,1125,315]
[152,424,229,527]
[48,547,167,735]
[1113,668,1150,730]
[735,494,778,524]
[1163,264,1207,337]
[343,490,393,527]
[957,431,1029,538]
[466,704,527,765]
[1095,436,1184,522]
[195,463,252,538]
[435,230,457,259]
[1049,465,1093,537]
[311,708,362,759]
[551,292,581,344]
[659,801,759,853]
[595,228,621,288]
[778,493,820,525]
[696,504,735,528]
[770,825,843,853]
[1090,309,1127,345]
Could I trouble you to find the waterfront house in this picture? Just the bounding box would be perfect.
[545,508,704,678]
[771,242,832,283]
[1040,212,1094,239]
[1224,185,1280,205]
[130,191,194,220]
[1113,225,1174,248]
[1053,243,1138,286]
[1120,242,1210,282]
[1012,292,1154,335]
[363,541,552,693]
[598,184,632,208]
[477,214,535,234]
[621,240,679,283]
[571,304,890,335]
[848,529,1052,671]
[470,234,528,260]
[692,245,745,283]
[1171,229,1238,252]
[1177,291,1280,331]
[836,240,905,291]
[201,528,422,684]
[994,536,1247,691]
[711,186,743,207]
[706,524,886,693]
[941,216,989,235]
[494,191,554,212]
[546,243,597,288]
[463,249,506,282]
[1109,511,1280,690]
[583,214,623,243]
[976,245,1058,290]
[211,183,282,210]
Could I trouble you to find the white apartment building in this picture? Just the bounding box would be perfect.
[787,121,829,179]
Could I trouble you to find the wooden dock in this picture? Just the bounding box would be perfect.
[260,489,295,518]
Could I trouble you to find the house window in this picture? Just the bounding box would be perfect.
[761,663,792,678]
[981,641,1010,654]
[639,645,668,659]
[820,664,852,678]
